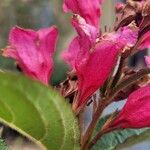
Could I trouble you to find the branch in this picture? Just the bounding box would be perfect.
[111,68,150,96]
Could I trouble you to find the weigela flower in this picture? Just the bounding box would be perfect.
[110,85,150,129]
[62,0,139,111]
[3,26,58,85]
[63,24,138,111]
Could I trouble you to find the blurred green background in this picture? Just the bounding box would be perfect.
[0,0,115,85]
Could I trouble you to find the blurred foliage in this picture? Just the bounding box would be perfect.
[0,138,8,150]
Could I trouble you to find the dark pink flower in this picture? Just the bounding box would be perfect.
[138,31,150,50]
[3,26,58,85]
[63,24,138,111]
[63,0,102,28]
[110,85,150,129]
[75,27,138,109]
[75,39,121,109]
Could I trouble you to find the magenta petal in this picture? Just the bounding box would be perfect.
[111,85,150,129]
[62,36,80,69]
[106,25,138,47]
[63,0,101,27]
[38,26,58,54]
[3,26,58,84]
[72,16,99,44]
[138,31,150,50]
[7,27,40,75]
[75,25,138,108]
[76,40,120,107]
[118,26,138,46]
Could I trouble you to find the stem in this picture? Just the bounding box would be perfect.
[79,108,85,143]
[111,68,150,96]
[111,56,126,88]
[81,100,107,150]
[87,128,110,149]
[72,91,80,114]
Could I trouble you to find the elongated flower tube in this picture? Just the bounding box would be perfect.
[3,26,58,85]
[110,85,150,129]
[63,24,138,112]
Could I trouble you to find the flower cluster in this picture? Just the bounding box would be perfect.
[2,0,150,146]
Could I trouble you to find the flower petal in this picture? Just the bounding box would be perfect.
[72,15,99,44]
[111,85,150,129]
[63,0,102,27]
[3,26,58,84]
[75,25,138,109]
[62,36,80,69]
[138,31,150,50]
[76,40,120,108]
[37,26,58,54]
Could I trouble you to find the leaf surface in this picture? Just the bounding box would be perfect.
[0,72,80,150]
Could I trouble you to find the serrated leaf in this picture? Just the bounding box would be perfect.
[92,114,148,150]
[0,72,80,150]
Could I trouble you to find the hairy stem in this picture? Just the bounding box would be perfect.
[81,100,107,150]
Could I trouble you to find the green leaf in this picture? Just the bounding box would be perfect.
[0,72,80,150]
[115,129,150,150]
[92,115,148,150]
[0,138,9,150]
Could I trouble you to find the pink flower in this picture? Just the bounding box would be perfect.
[63,0,102,28]
[63,25,138,111]
[110,85,150,129]
[75,27,138,109]
[3,26,58,85]
[75,39,122,109]
[62,0,139,111]
[138,31,150,50]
